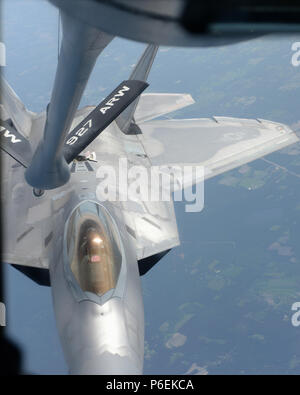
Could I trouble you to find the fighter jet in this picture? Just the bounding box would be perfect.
[1,5,299,374]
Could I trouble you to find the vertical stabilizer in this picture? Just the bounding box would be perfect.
[116,44,158,134]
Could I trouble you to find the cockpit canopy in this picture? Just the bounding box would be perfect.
[65,201,122,297]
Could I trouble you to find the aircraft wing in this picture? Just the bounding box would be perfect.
[116,114,299,261]
[136,116,299,184]
[1,153,53,269]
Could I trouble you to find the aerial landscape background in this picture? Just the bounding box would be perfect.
[2,0,300,374]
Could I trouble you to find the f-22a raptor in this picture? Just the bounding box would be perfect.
[1,16,299,374]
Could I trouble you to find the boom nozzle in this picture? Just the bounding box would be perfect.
[25,142,70,189]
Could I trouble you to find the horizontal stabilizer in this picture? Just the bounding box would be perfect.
[63,79,148,163]
[135,93,195,124]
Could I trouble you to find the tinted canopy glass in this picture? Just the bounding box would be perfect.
[66,201,122,297]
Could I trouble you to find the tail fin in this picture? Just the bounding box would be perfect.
[0,76,35,138]
[116,44,158,133]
